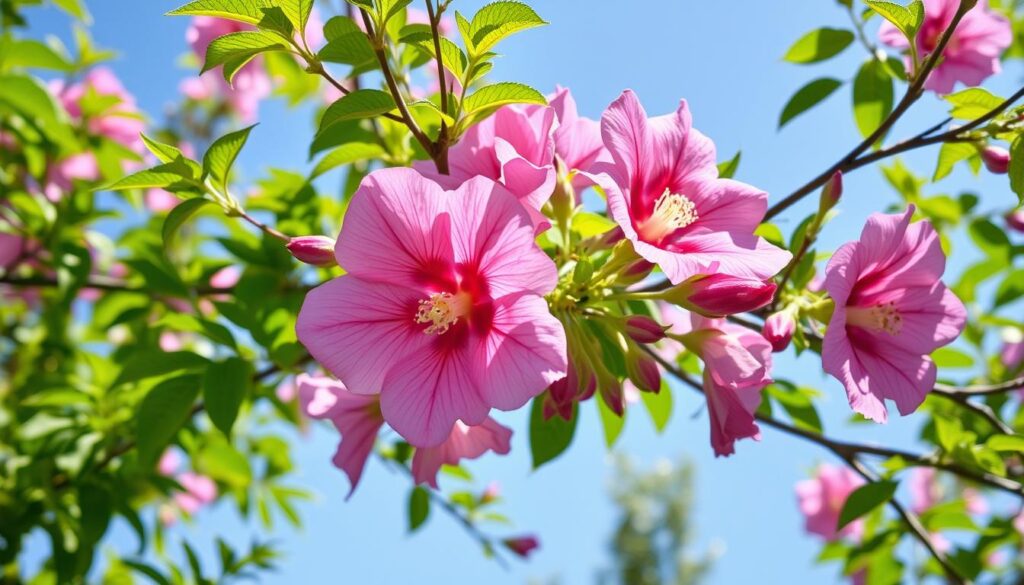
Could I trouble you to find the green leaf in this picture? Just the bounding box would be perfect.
[945,87,1004,120]
[640,381,672,433]
[782,28,854,64]
[986,434,1024,453]
[203,124,256,196]
[852,59,894,141]
[203,357,252,437]
[114,350,209,387]
[141,133,202,177]
[717,151,741,179]
[318,90,396,139]
[276,0,314,35]
[467,1,546,56]
[310,142,385,179]
[194,442,252,487]
[933,142,977,182]
[866,1,924,45]
[779,78,843,128]
[318,32,376,67]
[458,82,546,133]
[167,0,271,25]
[407,487,430,532]
[0,73,76,148]
[597,393,625,448]
[162,198,213,251]
[931,347,974,369]
[768,384,823,433]
[100,161,198,192]
[201,31,289,82]
[968,217,1010,260]
[995,269,1024,307]
[528,398,577,469]
[136,375,202,469]
[0,38,74,71]
[838,480,897,531]
[1009,134,1024,206]
[52,0,91,22]
[324,14,363,40]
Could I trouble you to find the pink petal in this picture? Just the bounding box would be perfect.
[411,418,512,488]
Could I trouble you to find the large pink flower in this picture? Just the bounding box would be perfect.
[588,90,790,284]
[664,307,771,456]
[796,463,865,541]
[822,206,966,423]
[411,418,512,488]
[184,16,271,123]
[296,169,567,447]
[416,104,557,229]
[50,68,145,151]
[548,87,607,194]
[879,0,1011,94]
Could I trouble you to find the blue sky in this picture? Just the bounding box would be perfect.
[20,0,1024,583]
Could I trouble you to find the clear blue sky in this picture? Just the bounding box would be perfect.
[20,1,1024,583]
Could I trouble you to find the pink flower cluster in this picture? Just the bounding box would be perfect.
[157,449,217,525]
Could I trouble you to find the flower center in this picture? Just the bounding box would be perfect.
[846,302,902,336]
[415,291,471,335]
[637,188,698,241]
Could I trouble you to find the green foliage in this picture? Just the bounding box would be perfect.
[852,58,894,141]
[864,1,924,49]
[529,398,577,469]
[203,357,253,437]
[838,481,897,531]
[137,375,203,469]
[779,77,843,128]
[408,487,431,532]
[782,28,854,64]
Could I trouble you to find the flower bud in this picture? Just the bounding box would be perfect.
[1005,209,1024,233]
[666,274,776,317]
[599,376,625,417]
[502,535,540,558]
[286,235,337,267]
[624,315,667,344]
[762,309,796,352]
[819,170,842,215]
[480,481,501,505]
[617,259,655,286]
[625,350,661,393]
[981,146,1010,174]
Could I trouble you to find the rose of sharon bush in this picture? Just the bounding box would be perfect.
[879,0,1011,94]
[823,206,967,422]
[587,90,791,284]
[296,168,567,447]
[298,374,513,491]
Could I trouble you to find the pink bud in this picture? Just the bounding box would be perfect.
[1006,209,1024,233]
[821,170,842,210]
[627,352,661,393]
[502,535,539,558]
[678,274,776,317]
[762,310,796,352]
[480,481,501,505]
[286,235,337,267]
[600,377,625,417]
[981,146,1010,174]
[624,315,666,344]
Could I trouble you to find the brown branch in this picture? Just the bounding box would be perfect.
[935,376,1024,397]
[424,0,451,174]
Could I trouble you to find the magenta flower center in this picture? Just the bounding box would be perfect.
[415,291,472,335]
[637,188,698,242]
[845,302,903,336]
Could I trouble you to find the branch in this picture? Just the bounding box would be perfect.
[0,274,234,296]
[765,1,975,221]
[932,388,1016,435]
[935,376,1024,397]
[424,0,451,174]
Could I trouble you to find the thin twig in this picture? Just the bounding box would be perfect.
[0,274,236,296]
[935,376,1024,397]
[424,0,451,174]
[932,389,1016,435]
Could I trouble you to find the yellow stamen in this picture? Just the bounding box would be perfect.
[637,188,698,241]
[846,302,902,336]
[415,292,470,335]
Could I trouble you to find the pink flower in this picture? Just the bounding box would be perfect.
[145,189,179,212]
[587,90,790,284]
[667,273,777,317]
[1002,328,1024,371]
[963,488,988,515]
[173,471,217,515]
[908,467,942,514]
[159,332,184,352]
[157,449,182,476]
[411,417,513,488]
[822,206,967,422]
[298,373,383,496]
[763,309,797,352]
[666,307,771,456]
[210,265,241,289]
[548,87,607,194]
[276,378,297,402]
[296,169,567,447]
[1007,209,1024,233]
[879,0,1011,94]
[415,105,557,230]
[981,145,1010,174]
[502,535,540,558]
[43,153,99,202]
[287,235,338,267]
[184,16,271,123]
[796,463,865,541]
[50,68,146,151]
[0,232,26,270]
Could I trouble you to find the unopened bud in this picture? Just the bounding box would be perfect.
[286,235,337,267]
[480,481,501,505]
[624,315,667,344]
[502,535,540,558]
[626,350,661,393]
[599,376,625,417]
[819,170,842,214]
[1006,209,1024,233]
[666,274,776,317]
[617,260,655,286]
[762,309,796,352]
[981,146,1010,174]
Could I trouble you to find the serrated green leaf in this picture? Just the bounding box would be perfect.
[310,142,385,179]
[162,198,213,251]
[167,0,271,25]
[838,480,897,531]
[866,0,923,45]
[852,59,894,141]
[945,87,1004,120]
[318,32,376,67]
[137,375,202,469]
[458,82,545,133]
[141,133,202,177]
[99,161,199,192]
[408,486,430,531]
[933,142,976,181]
[324,14,363,40]
[203,124,255,195]
[782,28,854,64]
[201,31,289,79]
[203,357,252,437]
[318,89,396,137]
[779,78,842,128]
[467,1,546,55]
[529,398,576,469]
